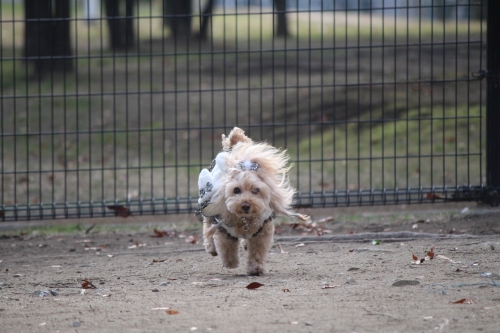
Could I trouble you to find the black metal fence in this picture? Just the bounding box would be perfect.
[0,0,497,221]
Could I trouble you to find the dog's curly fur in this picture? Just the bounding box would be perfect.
[201,127,307,276]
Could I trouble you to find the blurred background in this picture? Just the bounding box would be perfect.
[0,0,492,220]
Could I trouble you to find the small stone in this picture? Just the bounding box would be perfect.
[33,290,50,297]
[13,274,22,278]
[152,288,159,292]
[305,321,313,326]
[69,248,76,252]
[49,290,58,296]
[158,282,168,286]
[72,321,81,327]
[345,278,356,284]
[392,280,420,287]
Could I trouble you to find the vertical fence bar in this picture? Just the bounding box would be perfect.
[486,0,500,191]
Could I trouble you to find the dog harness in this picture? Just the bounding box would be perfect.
[211,214,274,242]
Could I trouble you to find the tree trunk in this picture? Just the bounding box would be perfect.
[24,0,73,74]
[104,0,136,50]
[198,0,215,41]
[273,0,289,38]
[52,0,72,71]
[163,0,192,41]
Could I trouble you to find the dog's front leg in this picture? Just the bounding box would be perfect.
[202,220,218,256]
[245,222,275,276]
[213,230,240,269]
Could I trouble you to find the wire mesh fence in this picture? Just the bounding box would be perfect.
[0,0,496,221]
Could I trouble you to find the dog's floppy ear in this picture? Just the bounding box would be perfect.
[221,127,253,150]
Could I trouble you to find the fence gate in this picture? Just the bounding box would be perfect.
[1,0,498,221]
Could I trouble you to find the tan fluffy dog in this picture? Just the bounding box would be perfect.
[198,127,307,276]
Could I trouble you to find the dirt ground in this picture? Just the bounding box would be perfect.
[1,204,500,332]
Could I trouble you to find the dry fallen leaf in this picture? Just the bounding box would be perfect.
[321,284,340,289]
[295,243,305,247]
[437,255,461,264]
[278,243,288,254]
[282,288,291,292]
[185,235,198,244]
[246,282,264,289]
[427,247,435,259]
[151,229,176,238]
[85,224,96,234]
[426,193,442,200]
[80,279,97,289]
[165,309,179,315]
[153,258,167,263]
[412,253,418,261]
[107,205,132,218]
[128,242,146,249]
[451,298,473,304]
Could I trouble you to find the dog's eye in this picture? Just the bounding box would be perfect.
[233,187,241,194]
[252,188,260,194]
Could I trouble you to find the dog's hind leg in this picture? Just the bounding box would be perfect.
[245,222,275,276]
[213,230,240,269]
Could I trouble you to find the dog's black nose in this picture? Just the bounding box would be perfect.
[241,202,251,213]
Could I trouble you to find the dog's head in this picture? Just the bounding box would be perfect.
[198,127,309,222]
[221,171,273,219]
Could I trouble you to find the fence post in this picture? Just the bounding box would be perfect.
[486,0,500,194]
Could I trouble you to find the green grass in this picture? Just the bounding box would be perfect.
[290,105,484,191]
[5,218,201,236]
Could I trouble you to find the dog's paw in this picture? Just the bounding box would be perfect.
[204,241,218,256]
[247,264,265,276]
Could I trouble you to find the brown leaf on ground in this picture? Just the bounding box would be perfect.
[107,205,132,218]
[425,193,442,200]
[246,282,264,289]
[451,298,474,304]
[128,241,146,249]
[427,247,435,259]
[81,279,97,289]
[153,259,167,263]
[412,253,418,261]
[165,310,179,315]
[151,229,167,237]
[185,235,198,244]
[282,288,291,292]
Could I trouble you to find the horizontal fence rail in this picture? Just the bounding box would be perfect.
[0,0,497,221]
